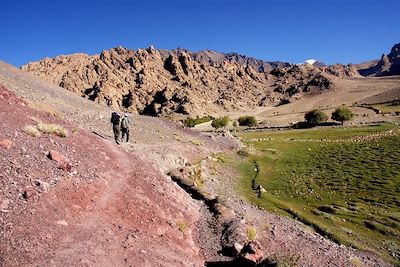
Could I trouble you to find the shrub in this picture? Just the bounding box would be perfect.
[238,116,258,127]
[36,122,68,137]
[304,109,328,125]
[23,125,41,137]
[246,226,257,240]
[182,115,214,127]
[331,106,354,124]
[177,221,186,232]
[211,116,229,129]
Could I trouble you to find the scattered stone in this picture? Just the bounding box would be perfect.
[238,240,264,265]
[221,218,248,256]
[0,198,10,210]
[0,139,12,149]
[55,220,68,226]
[22,187,36,199]
[33,180,50,192]
[48,150,72,171]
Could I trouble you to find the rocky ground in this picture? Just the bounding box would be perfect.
[0,62,394,266]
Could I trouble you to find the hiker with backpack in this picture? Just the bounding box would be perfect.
[121,113,130,143]
[110,112,121,144]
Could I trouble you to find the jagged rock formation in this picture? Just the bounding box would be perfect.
[358,43,400,76]
[160,48,291,72]
[22,46,336,117]
[269,64,333,104]
[321,63,360,77]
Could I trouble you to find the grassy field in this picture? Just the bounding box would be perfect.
[360,100,400,114]
[236,123,400,264]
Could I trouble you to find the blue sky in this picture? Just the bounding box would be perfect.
[1,0,399,66]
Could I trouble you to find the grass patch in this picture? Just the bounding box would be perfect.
[246,226,257,240]
[236,123,400,264]
[360,100,400,114]
[263,253,300,267]
[189,139,203,146]
[177,221,186,232]
[37,122,68,137]
[26,100,61,117]
[22,125,41,137]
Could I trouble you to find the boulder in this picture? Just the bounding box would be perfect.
[238,240,264,265]
[220,218,247,256]
[0,139,12,149]
[48,150,72,171]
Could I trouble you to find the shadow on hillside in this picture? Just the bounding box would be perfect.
[206,259,275,267]
[293,121,339,129]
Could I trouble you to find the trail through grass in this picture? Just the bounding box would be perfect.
[236,123,400,264]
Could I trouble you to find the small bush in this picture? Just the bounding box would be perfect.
[246,226,257,240]
[182,115,214,127]
[237,149,250,157]
[23,125,41,137]
[36,122,68,138]
[177,221,186,232]
[304,109,328,125]
[211,116,229,129]
[190,139,203,146]
[264,253,300,267]
[238,116,258,127]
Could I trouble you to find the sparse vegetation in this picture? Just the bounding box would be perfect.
[350,257,363,267]
[331,106,354,124]
[359,100,400,114]
[182,115,214,127]
[246,226,257,240]
[238,116,258,127]
[22,125,41,137]
[177,221,186,232]
[237,123,400,264]
[36,122,68,137]
[23,122,67,138]
[189,139,203,146]
[264,253,300,267]
[304,109,328,125]
[26,100,61,117]
[188,165,203,187]
[211,116,230,129]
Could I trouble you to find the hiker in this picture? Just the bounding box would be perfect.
[110,112,121,144]
[121,113,130,143]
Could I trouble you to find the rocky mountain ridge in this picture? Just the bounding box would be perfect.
[21,46,345,118]
[22,43,399,118]
[358,43,400,76]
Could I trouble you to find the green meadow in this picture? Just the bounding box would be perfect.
[236,123,400,264]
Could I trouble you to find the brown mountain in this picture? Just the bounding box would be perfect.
[21,46,338,118]
[358,43,400,76]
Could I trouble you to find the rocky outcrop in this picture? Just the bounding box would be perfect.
[269,65,333,98]
[22,46,338,117]
[358,43,400,76]
[322,63,360,77]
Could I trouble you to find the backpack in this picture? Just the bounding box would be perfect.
[111,112,121,125]
[121,117,128,128]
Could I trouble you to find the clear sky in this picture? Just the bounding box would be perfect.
[1,0,399,67]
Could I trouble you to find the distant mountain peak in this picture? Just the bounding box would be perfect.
[305,59,317,65]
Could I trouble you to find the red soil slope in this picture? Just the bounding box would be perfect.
[0,84,203,266]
